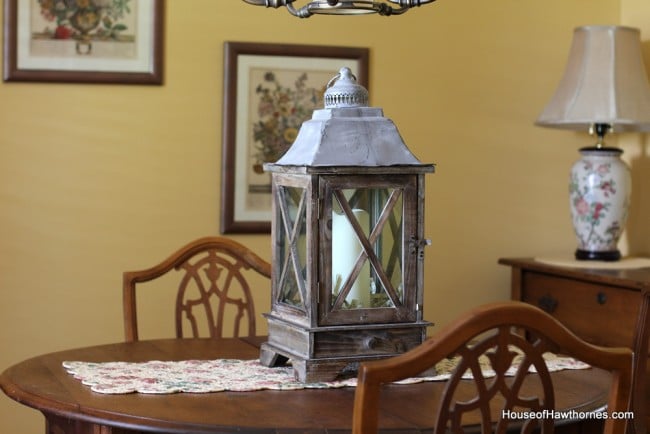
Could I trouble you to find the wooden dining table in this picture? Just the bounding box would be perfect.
[0,336,612,433]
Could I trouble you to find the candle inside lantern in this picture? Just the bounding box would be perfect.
[332,209,371,308]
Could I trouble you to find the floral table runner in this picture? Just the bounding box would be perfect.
[63,352,589,394]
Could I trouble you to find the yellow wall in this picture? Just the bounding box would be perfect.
[620,0,650,255]
[3,0,645,432]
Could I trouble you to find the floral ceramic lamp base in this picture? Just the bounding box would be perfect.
[570,147,631,261]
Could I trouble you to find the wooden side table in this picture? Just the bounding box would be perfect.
[499,257,650,434]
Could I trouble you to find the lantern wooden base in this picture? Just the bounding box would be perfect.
[259,315,430,382]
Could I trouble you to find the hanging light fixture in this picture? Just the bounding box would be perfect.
[242,0,437,18]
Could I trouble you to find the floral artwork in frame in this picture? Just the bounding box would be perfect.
[3,0,164,84]
[251,70,321,175]
[221,42,369,234]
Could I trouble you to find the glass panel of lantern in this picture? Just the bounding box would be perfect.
[318,173,419,326]
[276,184,308,309]
[330,187,404,310]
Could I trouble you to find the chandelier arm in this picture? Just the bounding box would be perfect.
[307,1,383,15]
[290,3,315,17]
[241,0,296,7]
[378,5,404,16]
[386,0,437,5]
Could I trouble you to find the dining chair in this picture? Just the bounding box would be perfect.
[630,288,649,434]
[352,301,633,434]
[123,236,272,342]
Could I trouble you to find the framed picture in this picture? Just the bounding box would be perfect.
[3,0,164,84]
[221,41,369,234]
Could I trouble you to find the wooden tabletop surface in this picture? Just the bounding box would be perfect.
[0,337,612,433]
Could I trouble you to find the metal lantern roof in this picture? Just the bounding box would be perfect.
[269,67,427,168]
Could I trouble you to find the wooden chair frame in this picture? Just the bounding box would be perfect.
[123,236,271,342]
[630,288,649,434]
[353,301,633,434]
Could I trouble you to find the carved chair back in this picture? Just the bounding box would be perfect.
[123,236,271,342]
[353,301,633,434]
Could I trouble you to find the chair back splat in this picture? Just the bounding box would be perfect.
[352,301,633,434]
[123,236,271,342]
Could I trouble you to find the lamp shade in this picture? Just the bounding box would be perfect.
[536,25,650,132]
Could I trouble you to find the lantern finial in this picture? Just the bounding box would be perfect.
[324,67,369,108]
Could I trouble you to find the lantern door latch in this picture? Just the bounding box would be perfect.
[409,237,431,260]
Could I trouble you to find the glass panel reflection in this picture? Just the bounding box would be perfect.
[331,188,403,309]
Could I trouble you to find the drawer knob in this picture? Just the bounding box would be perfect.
[538,295,558,313]
[596,292,607,305]
[363,335,405,352]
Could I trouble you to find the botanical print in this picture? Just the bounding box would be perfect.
[30,0,137,57]
[570,160,626,250]
[251,71,325,174]
[245,67,332,211]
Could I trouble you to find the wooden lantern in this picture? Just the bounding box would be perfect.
[260,68,434,382]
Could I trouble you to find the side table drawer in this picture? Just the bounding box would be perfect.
[521,271,640,348]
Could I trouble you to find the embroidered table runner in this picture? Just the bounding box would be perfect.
[63,352,589,394]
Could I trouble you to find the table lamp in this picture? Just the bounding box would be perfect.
[536,25,650,261]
